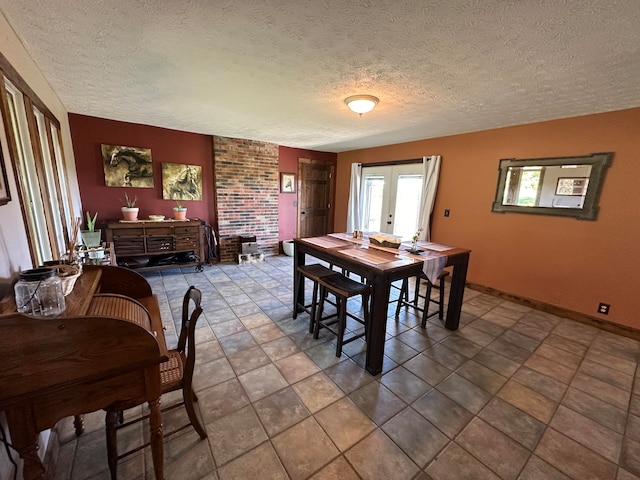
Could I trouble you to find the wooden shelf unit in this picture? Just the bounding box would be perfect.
[105,219,205,272]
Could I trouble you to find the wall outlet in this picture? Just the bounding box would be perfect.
[598,303,610,315]
[444,209,450,217]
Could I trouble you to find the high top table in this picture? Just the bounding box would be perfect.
[293,233,471,375]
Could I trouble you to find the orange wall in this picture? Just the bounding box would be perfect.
[335,107,640,330]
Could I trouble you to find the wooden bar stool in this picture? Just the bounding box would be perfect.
[394,270,450,327]
[314,274,372,357]
[295,264,339,333]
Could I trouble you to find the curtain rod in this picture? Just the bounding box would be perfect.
[362,158,423,167]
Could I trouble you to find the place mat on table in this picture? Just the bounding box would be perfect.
[302,236,352,249]
[330,233,401,253]
[418,242,455,252]
[329,232,357,241]
[337,247,400,265]
[369,243,405,255]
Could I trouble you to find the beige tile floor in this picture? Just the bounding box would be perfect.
[48,255,640,480]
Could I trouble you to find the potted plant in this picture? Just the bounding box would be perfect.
[173,200,187,220]
[80,211,102,248]
[121,193,139,221]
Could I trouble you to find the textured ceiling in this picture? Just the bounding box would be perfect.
[1,0,639,152]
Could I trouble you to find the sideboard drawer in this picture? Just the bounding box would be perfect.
[174,226,200,234]
[146,236,174,253]
[113,237,145,255]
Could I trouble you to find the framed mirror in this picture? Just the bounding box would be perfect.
[491,152,612,220]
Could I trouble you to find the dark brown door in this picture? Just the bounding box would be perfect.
[297,159,335,238]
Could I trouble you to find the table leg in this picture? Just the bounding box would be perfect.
[445,252,470,330]
[18,442,44,480]
[105,410,119,480]
[6,409,45,480]
[148,397,164,480]
[365,279,391,375]
[292,246,304,319]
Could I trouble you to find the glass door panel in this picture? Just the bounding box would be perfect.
[392,173,423,240]
[361,164,423,239]
[362,174,386,232]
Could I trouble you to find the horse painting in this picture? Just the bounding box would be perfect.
[101,144,154,188]
[162,163,202,201]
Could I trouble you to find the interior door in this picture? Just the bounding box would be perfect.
[298,159,335,238]
[361,164,423,240]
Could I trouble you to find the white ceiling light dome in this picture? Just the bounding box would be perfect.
[345,95,379,115]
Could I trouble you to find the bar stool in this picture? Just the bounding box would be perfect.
[295,264,339,333]
[394,270,450,328]
[314,273,372,357]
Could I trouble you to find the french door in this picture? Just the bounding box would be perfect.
[361,164,423,240]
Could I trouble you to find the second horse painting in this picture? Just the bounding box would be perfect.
[162,163,202,201]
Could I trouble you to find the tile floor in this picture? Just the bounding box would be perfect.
[49,255,640,480]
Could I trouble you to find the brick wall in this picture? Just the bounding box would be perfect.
[214,136,279,262]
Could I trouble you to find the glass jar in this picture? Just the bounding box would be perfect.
[14,268,66,317]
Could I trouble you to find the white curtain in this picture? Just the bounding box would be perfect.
[418,155,441,241]
[346,163,362,232]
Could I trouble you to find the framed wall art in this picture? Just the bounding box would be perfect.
[101,144,154,188]
[280,172,296,193]
[0,143,10,205]
[162,163,202,201]
[555,177,588,196]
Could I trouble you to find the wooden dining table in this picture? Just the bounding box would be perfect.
[293,233,471,375]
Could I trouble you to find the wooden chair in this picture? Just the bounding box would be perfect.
[394,271,450,328]
[313,274,372,357]
[104,286,207,479]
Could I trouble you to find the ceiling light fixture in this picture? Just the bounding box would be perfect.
[344,95,379,115]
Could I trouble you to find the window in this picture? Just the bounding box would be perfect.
[1,70,75,265]
[503,166,543,207]
[50,123,75,244]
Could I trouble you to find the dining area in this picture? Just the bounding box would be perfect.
[32,252,640,480]
[292,232,471,375]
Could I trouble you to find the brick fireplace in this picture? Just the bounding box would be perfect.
[213,136,279,262]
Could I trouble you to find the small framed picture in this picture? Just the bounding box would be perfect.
[280,172,296,193]
[556,177,589,196]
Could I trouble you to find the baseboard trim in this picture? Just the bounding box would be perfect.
[466,282,640,342]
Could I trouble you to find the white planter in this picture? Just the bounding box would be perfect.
[282,240,294,257]
[80,230,102,248]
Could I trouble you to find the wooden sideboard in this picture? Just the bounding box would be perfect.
[0,265,168,480]
[105,219,205,272]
